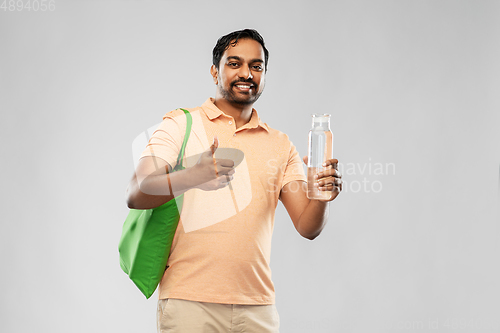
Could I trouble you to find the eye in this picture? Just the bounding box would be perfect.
[228,62,239,67]
[252,65,263,71]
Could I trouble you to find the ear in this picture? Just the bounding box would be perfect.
[210,65,218,85]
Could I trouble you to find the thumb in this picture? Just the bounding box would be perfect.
[210,136,218,155]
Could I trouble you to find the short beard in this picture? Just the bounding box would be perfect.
[218,78,263,105]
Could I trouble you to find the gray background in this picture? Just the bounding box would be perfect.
[1,0,499,332]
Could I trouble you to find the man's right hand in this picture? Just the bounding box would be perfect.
[127,136,236,209]
[192,136,235,191]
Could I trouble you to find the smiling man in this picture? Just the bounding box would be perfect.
[210,37,265,110]
[126,29,342,333]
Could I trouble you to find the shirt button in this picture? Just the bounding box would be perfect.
[229,121,232,125]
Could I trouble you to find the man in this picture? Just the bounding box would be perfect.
[126,29,342,332]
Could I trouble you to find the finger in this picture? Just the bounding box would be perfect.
[326,169,342,178]
[213,159,219,177]
[315,168,341,180]
[316,176,342,187]
[210,136,218,155]
[218,175,233,188]
[216,160,235,176]
[316,168,342,179]
[216,158,235,168]
[318,181,342,191]
[302,156,308,165]
[315,176,334,187]
[217,166,235,176]
[323,158,339,169]
[215,173,234,181]
[318,184,335,191]
[210,136,219,176]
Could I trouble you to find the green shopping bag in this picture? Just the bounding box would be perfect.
[119,108,192,299]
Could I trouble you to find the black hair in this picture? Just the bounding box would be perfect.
[212,29,269,71]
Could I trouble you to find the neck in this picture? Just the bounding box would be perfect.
[213,96,254,129]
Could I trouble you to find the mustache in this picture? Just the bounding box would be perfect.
[231,79,256,87]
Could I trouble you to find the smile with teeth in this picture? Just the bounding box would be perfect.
[234,84,253,91]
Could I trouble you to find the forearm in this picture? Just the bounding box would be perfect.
[127,143,234,209]
[127,167,199,210]
[297,200,329,240]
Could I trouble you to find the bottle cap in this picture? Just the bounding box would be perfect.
[311,114,331,129]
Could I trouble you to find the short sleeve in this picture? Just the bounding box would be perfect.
[139,110,185,168]
[281,142,307,189]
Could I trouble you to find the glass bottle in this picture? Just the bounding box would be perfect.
[307,114,334,200]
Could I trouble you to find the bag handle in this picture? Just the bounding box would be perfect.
[173,108,192,171]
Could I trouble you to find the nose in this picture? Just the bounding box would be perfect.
[238,64,253,80]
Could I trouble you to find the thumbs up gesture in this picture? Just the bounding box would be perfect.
[192,136,235,191]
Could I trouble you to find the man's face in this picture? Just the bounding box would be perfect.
[211,38,266,105]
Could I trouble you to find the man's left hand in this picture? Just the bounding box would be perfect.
[302,156,343,201]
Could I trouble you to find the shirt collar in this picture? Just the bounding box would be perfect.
[202,98,270,132]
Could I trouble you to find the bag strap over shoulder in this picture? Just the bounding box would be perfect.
[174,108,192,170]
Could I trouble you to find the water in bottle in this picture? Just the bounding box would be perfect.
[307,114,333,200]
